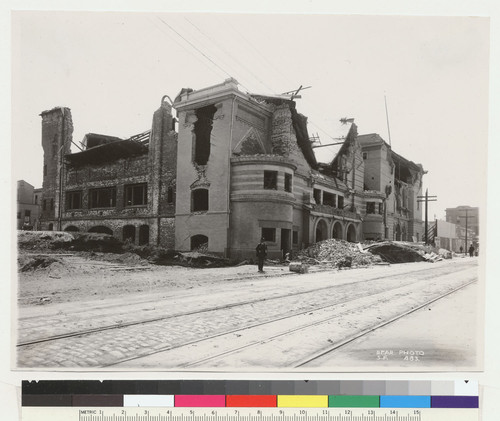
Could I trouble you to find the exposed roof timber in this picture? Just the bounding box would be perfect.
[65,139,148,166]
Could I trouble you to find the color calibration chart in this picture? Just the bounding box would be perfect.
[22,380,479,421]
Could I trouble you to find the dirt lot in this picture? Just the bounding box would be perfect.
[17,250,294,306]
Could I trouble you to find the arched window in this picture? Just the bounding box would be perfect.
[192,189,209,212]
[191,234,208,251]
[315,219,328,243]
[332,221,343,240]
[346,224,357,242]
[88,225,113,235]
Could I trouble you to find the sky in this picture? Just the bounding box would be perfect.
[11,11,490,220]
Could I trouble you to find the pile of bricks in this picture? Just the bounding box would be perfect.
[296,239,381,268]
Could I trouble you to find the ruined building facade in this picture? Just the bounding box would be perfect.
[39,79,425,258]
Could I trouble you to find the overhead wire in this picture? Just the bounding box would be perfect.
[152,14,348,143]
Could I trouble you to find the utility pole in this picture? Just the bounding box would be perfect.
[458,209,475,255]
[417,189,437,245]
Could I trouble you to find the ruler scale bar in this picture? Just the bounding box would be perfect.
[22,407,478,421]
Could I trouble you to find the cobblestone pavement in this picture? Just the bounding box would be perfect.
[16,259,478,369]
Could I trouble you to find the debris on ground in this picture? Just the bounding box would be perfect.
[295,239,382,268]
[18,231,123,253]
[174,251,232,268]
[18,255,61,272]
[363,241,432,264]
[289,262,309,273]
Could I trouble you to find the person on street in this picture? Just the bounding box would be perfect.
[256,237,268,273]
[468,244,475,257]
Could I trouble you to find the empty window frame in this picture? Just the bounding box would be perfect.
[292,230,298,245]
[42,199,47,211]
[323,192,336,207]
[263,171,278,190]
[125,183,147,206]
[167,186,174,204]
[193,105,217,165]
[66,190,83,210]
[284,173,292,192]
[362,152,368,160]
[366,202,376,214]
[313,188,322,204]
[378,202,384,214]
[338,195,344,209]
[89,187,117,208]
[24,209,31,218]
[50,198,54,210]
[261,227,276,242]
[192,188,209,212]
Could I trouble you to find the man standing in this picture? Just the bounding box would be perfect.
[468,244,475,257]
[256,237,268,273]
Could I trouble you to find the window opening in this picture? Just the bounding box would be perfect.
[193,105,217,165]
[323,192,336,207]
[192,189,209,212]
[338,195,344,209]
[66,191,83,210]
[167,186,174,204]
[89,187,116,208]
[191,234,208,251]
[125,183,147,206]
[378,203,384,214]
[263,171,278,190]
[123,225,136,243]
[313,188,322,204]
[292,231,298,245]
[139,225,150,245]
[366,202,376,214]
[261,227,276,242]
[284,173,292,192]
[50,198,54,210]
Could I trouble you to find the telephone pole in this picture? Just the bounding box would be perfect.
[458,209,475,255]
[417,189,437,245]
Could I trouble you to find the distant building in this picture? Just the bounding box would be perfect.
[445,206,479,238]
[38,79,426,258]
[17,180,41,230]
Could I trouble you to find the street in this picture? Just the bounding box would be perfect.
[17,257,480,370]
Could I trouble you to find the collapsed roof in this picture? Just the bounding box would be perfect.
[65,133,149,166]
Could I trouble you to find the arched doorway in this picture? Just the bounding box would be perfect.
[346,224,357,242]
[332,221,343,240]
[191,234,208,251]
[395,223,401,241]
[88,225,113,235]
[139,225,149,245]
[315,219,328,243]
[123,225,136,243]
[64,226,79,232]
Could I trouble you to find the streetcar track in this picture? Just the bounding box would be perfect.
[295,279,477,367]
[17,264,475,348]
[102,275,476,368]
[179,279,477,368]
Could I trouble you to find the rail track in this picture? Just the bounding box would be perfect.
[17,263,467,348]
[16,261,479,368]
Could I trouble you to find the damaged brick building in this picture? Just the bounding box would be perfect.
[39,78,425,258]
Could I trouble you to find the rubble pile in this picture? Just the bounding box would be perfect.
[296,239,381,267]
[364,241,431,264]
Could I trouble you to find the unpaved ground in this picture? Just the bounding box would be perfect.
[17,251,292,306]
